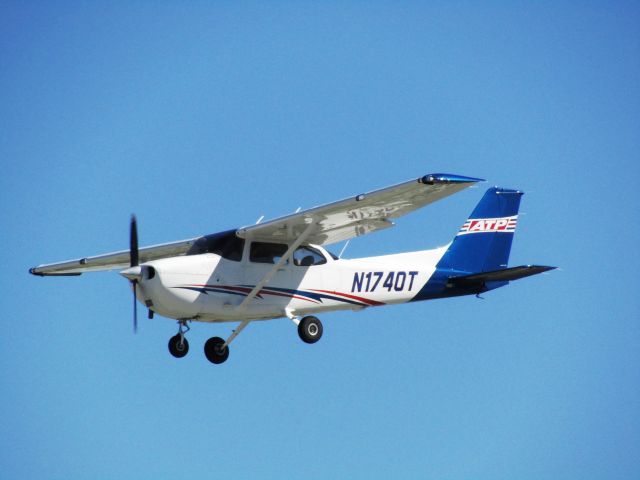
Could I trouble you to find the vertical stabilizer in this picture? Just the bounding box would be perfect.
[438,187,523,274]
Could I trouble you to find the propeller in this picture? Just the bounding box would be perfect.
[130,215,139,333]
[119,215,145,333]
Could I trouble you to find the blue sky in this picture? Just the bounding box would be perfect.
[1,2,639,478]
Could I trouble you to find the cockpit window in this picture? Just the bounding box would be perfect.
[188,230,245,261]
[293,245,327,266]
[250,242,288,264]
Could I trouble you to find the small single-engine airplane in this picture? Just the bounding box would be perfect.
[30,173,554,365]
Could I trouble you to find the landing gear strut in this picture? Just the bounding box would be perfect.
[168,320,190,358]
[298,316,323,344]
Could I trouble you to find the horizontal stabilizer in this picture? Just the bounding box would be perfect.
[448,265,556,287]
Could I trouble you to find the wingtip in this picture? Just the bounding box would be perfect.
[29,267,43,276]
[420,173,485,185]
[28,268,82,277]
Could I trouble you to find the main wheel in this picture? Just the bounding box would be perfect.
[298,316,323,344]
[168,334,189,358]
[204,336,230,364]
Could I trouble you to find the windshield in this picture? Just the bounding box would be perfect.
[188,230,245,261]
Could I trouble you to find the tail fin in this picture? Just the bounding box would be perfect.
[438,187,523,274]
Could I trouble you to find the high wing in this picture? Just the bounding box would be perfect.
[30,238,199,276]
[29,172,482,276]
[237,173,483,245]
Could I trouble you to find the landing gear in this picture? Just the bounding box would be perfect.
[164,315,322,364]
[298,316,323,344]
[168,320,190,359]
[168,334,189,358]
[204,336,229,364]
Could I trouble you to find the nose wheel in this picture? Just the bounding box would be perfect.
[168,320,190,358]
[168,334,189,358]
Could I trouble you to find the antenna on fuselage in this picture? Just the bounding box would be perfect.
[255,215,264,224]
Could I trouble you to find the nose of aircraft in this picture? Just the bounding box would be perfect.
[120,265,142,281]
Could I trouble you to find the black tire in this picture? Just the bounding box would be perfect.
[168,334,189,358]
[204,336,230,364]
[298,316,323,344]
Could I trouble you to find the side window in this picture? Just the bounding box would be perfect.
[250,242,288,264]
[293,246,327,267]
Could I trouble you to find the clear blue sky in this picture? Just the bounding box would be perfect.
[2,2,638,478]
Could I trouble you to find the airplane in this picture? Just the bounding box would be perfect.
[29,173,555,365]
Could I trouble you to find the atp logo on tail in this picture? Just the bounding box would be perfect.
[458,215,517,235]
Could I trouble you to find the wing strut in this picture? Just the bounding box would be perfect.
[221,219,316,350]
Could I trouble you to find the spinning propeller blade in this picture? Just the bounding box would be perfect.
[133,282,138,334]
[130,215,139,334]
[130,215,139,267]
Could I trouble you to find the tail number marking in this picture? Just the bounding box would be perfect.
[352,271,418,293]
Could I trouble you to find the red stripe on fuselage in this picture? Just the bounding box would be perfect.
[309,289,385,306]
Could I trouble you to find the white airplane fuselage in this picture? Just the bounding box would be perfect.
[30,178,554,365]
[137,244,448,323]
